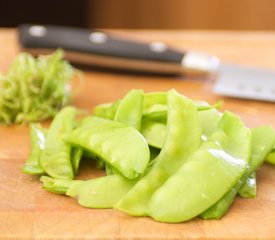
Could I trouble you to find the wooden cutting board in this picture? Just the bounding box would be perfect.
[0,29,275,239]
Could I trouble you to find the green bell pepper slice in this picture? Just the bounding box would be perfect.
[66,175,136,208]
[40,176,76,194]
[114,89,144,131]
[22,124,47,175]
[64,116,150,179]
[40,106,77,179]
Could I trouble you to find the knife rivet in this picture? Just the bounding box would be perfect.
[149,42,167,53]
[28,25,47,37]
[89,32,107,44]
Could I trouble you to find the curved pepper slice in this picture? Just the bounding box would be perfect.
[22,124,47,175]
[142,92,168,122]
[40,107,76,179]
[198,108,222,140]
[114,89,144,131]
[147,111,251,223]
[104,89,144,175]
[40,176,76,194]
[66,175,136,208]
[92,100,121,120]
[201,126,275,219]
[140,119,166,149]
[71,148,83,175]
[64,116,150,179]
[114,89,202,216]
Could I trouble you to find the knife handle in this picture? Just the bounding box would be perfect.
[18,24,219,75]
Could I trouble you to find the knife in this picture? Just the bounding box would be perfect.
[17,24,219,76]
[18,24,275,102]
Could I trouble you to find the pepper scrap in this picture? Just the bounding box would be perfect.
[0,50,77,125]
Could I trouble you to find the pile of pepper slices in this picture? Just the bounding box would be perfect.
[22,89,275,223]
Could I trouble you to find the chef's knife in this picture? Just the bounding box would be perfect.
[18,24,219,76]
[18,24,275,102]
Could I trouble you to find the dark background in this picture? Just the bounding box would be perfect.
[1,0,275,30]
[0,0,90,28]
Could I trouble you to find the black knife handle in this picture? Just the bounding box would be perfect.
[18,24,219,75]
[19,24,183,61]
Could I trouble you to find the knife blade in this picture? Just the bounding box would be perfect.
[17,24,219,76]
[214,63,275,102]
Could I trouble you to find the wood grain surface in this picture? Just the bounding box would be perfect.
[0,29,275,239]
